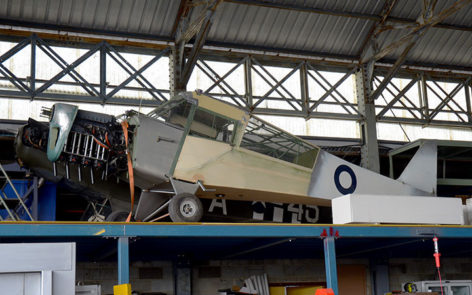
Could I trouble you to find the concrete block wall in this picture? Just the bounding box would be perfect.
[76,259,371,295]
[76,261,173,295]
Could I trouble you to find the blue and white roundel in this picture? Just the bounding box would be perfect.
[334,165,357,194]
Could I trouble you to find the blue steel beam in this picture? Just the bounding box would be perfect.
[118,237,130,285]
[0,223,471,238]
[323,237,338,295]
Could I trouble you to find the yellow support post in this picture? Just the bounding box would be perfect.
[113,283,132,295]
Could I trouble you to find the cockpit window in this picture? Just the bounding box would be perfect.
[188,108,235,144]
[147,98,192,128]
[148,99,236,144]
[241,116,319,168]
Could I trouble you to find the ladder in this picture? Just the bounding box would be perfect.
[0,163,35,221]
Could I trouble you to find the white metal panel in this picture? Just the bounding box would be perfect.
[42,271,53,295]
[0,243,73,272]
[0,272,41,295]
[332,194,463,225]
[0,243,76,295]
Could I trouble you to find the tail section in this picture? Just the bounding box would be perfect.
[396,141,437,195]
[307,141,437,200]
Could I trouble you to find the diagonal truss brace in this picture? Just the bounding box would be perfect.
[0,34,170,104]
[360,0,471,103]
[428,77,471,122]
[173,0,222,91]
[376,77,419,119]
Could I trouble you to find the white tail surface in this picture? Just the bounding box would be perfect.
[397,141,437,195]
[307,148,431,200]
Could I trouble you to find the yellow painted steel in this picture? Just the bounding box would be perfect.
[0,221,471,229]
[270,286,285,295]
[93,229,106,235]
[113,284,132,295]
[287,286,323,295]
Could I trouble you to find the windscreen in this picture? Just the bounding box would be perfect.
[240,116,319,168]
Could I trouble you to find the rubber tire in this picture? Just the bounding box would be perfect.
[105,210,130,222]
[168,193,203,222]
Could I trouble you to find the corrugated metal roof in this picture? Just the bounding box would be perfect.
[0,0,179,38]
[0,0,471,69]
[208,1,378,56]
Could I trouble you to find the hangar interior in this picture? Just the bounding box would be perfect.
[1,0,472,294]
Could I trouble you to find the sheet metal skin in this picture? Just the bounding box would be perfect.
[47,104,78,162]
[128,114,183,189]
[307,148,430,200]
[173,136,322,205]
[397,141,437,195]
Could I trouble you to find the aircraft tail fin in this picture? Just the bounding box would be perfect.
[396,141,437,195]
[307,141,437,200]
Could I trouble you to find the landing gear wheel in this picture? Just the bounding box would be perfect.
[168,193,203,222]
[106,211,131,222]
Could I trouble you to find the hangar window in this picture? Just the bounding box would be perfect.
[241,116,319,168]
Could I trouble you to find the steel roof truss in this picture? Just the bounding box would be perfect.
[0,34,169,104]
[307,67,358,114]
[197,58,247,107]
[359,0,470,109]
[35,37,102,98]
[103,43,168,102]
[427,78,470,122]
[375,77,420,120]
[306,64,360,116]
[196,62,244,107]
[250,58,302,111]
[174,0,222,90]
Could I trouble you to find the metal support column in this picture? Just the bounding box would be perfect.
[244,56,253,109]
[465,82,471,123]
[117,237,130,285]
[174,254,192,295]
[370,261,389,295]
[30,36,36,95]
[100,46,106,101]
[356,67,380,173]
[169,47,182,97]
[323,236,338,295]
[420,73,430,122]
[300,62,309,115]
[32,176,39,220]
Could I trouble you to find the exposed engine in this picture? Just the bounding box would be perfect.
[20,106,131,185]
